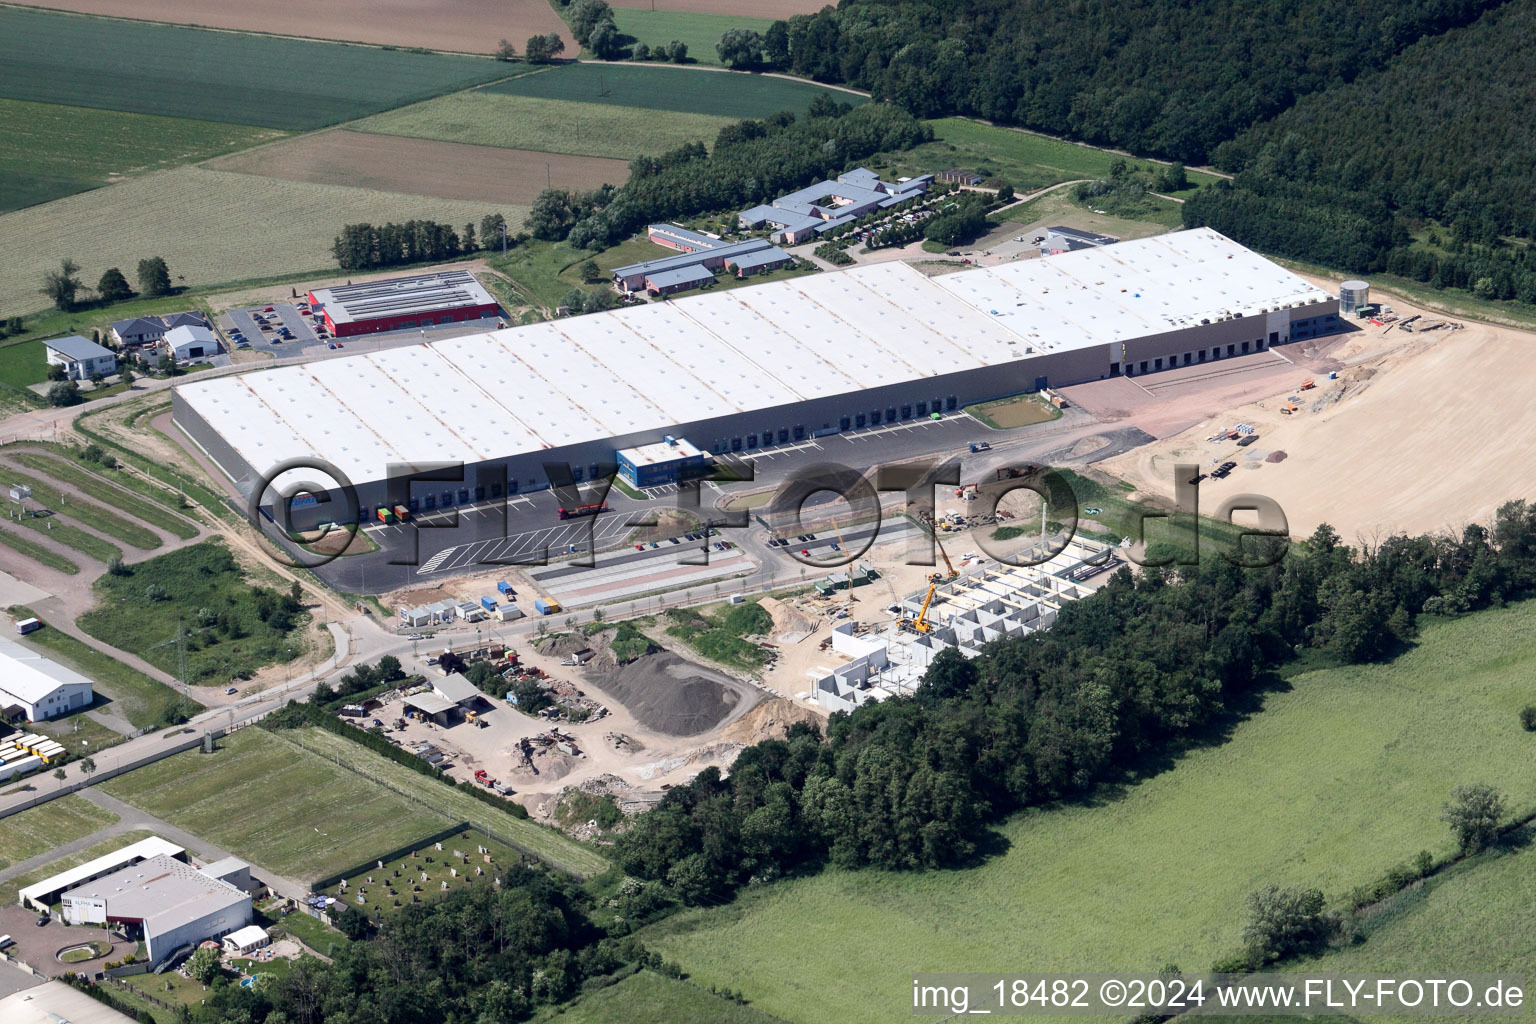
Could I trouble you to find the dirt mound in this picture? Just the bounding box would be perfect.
[589,651,754,737]
[535,634,589,658]
[1070,435,1111,457]
[1265,450,1288,463]
[758,596,817,636]
[722,699,822,744]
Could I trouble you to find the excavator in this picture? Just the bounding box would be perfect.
[900,584,937,633]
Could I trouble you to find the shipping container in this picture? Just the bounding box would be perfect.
[534,598,559,615]
[393,504,410,521]
[496,581,514,596]
[376,507,395,524]
[480,596,497,612]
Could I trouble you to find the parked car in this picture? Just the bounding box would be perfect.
[225,686,237,695]
[635,544,645,550]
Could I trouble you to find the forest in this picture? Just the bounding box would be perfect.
[616,501,1536,903]
[712,0,1500,165]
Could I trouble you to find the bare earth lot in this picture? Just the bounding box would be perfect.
[4,0,572,55]
[1100,272,1536,542]
[206,130,630,205]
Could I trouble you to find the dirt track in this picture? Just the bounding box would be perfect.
[206,131,630,206]
[1100,273,1536,542]
[6,0,572,55]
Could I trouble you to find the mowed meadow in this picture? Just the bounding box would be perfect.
[643,601,1536,1024]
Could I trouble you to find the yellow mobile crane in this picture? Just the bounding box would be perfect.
[901,584,937,633]
[928,533,959,583]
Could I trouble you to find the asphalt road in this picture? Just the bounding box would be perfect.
[303,407,1110,594]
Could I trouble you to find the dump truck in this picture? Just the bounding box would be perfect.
[1299,379,1316,391]
[556,502,608,520]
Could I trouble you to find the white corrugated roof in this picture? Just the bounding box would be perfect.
[0,635,94,704]
[175,229,1330,490]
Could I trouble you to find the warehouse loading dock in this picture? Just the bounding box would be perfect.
[173,229,1340,533]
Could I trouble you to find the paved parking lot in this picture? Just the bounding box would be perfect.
[221,301,325,355]
[0,905,133,978]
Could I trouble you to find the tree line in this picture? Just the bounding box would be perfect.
[39,256,174,312]
[616,502,1536,904]
[522,102,931,250]
[331,214,519,271]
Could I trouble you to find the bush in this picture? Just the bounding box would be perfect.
[1441,783,1506,855]
[1242,885,1331,963]
[1520,704,1536,731]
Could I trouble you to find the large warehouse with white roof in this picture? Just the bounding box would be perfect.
[172,228,1338,525]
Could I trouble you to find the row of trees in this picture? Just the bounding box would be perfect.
[497,33,565,64]
[523,102,931,251]
[330,214,518,271]
[39,256,174,312]
[617,502,1536,904]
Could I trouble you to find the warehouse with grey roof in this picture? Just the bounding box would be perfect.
[172,229,1338,529]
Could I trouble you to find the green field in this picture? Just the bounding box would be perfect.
[0,7,511,130]
[0,98,285,212]
[481,63,862,119]
[1,468,161,550]
[0,339,45,390]
[549,970,784,1024]
[609,9,776,67]
[9,609,199,729]
[79,541,310,686]
[644,600,1536,1024]
[101,728,454,881]
[891,118,1222,194]
[10,451,200,539]
[0,166,522,315]
[0,829,156,904]
[351,91,736,161]
[0,794,118,871]
[288,726,611,878]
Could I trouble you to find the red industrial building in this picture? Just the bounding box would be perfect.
[308,270,500,338]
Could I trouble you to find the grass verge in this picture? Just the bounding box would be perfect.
[0,467,161,549]
[0,524,79,573]
[9,450,200,538]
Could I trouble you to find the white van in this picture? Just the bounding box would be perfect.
[0,934,15,951]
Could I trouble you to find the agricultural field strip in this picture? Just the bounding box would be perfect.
[607,9,777,67]
[348,92,737,161]
[0,0,573,60]
[205,131,631,206]
[0,6,514,130]
[480,62,863,118]
[0,97,286,213]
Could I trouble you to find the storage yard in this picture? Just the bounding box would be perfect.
[172,228,1338,528]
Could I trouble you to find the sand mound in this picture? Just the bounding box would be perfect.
[758,596,817,636]
[722,699,822,744]
[590,651,753,737]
